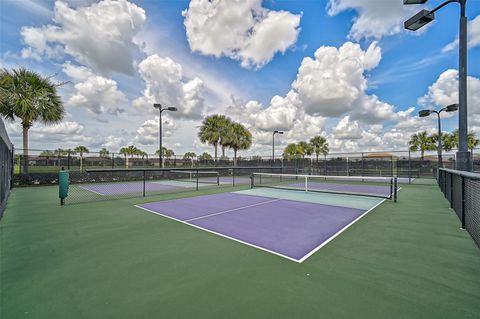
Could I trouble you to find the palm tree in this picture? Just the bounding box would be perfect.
[450,129,479,152]
[226,122,252,166]
[297,141,313,159]
[283,143,298,160]
[198,152,213,161]
[74,146,89,171]
[310,136,329,162]
[0,68,65,173]
[219,118,233,158]
[164,148,175,160]
[99,148,110,158]
[409,131,435,160]
[119,146,139,168]
[198,114,229,162]
[119,147,129,168]
[183,152,197,167]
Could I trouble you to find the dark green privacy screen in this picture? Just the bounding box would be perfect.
[0,118,13,219]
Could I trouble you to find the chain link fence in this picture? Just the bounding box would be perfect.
[0,118,13,219]
[12,148,479,186]
[438,168,480,249]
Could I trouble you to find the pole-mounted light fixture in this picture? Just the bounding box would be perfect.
[418,104,459,169]
[404,0,470,171]
[153,103,178,168]
[272,130,284,161]
[404,0,429,4]
[404,9,435,31]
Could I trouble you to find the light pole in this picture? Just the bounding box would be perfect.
[272,130,284,161]
[153,103,177,168]
[419,104,458,168]
[404,0,470,171]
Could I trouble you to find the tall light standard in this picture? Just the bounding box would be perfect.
[419,104,458,168]
[153,103,177,168]
[272,130,284,161]
[404,0,470,171]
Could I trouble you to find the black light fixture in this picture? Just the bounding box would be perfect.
[404,9,435,31]
[419,109,433,117]
[403,0,429,4]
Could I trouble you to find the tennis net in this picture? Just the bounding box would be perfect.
[251,172,398,201]
[168,170,220,185]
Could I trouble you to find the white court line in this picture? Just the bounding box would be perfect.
[297,198,386,263]
[78,185,106,196]
[134,204,301,263]
[185,199,281,222]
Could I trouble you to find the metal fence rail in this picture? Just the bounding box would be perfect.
[0,118,13,219]
[438,168,480,248]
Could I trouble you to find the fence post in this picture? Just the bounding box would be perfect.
[111,152,115,169]
[142,169,146,197]
[10,147,14,189]
[67,150,71,170]
[461,176,466,229]
[196,168,199,191]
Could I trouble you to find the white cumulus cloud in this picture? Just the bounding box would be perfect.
[63,63,127,118]
[182,0,301,69]
[21,0,146,75]
[133,55,205,120]
[327,0,418,41]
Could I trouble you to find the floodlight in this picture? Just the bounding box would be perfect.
[167,107,178,111]
[403,0,429,4]
[419,110,433,117]
[404,10,435,31]
[153,103,162,109]
[445,104,459,112]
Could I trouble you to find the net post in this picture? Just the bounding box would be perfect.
[142,169,146,197]
[408,151,411,184]
[461,175,466,229]
[232,168,235,187]
[217,170,220,186]
[394,177,398,203]
[390,177,393,200]
[196,168,199,191]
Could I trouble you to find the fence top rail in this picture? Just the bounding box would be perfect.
[439,168,480,180]
[84,166,284,173]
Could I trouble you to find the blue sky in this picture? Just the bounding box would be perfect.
[1,0,479,156]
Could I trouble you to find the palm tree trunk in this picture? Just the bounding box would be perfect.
[421,150,424,160]
[234,149,237,167]
[214,143,218,162]
[80,153,83,171]
[222,146,225,158]
[22,125,29,174]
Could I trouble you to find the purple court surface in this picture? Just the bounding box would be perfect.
[136,192,374,262]
[287,182,391,197]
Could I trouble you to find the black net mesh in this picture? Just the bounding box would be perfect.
[0,118,13,219]
[64,167,282,205]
